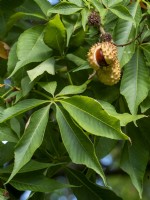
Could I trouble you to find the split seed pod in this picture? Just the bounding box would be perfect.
[87,42,121,85]
[87,42,117,70]
[97,60,121,85]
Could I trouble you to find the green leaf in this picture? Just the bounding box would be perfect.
[0,142,15,167]
[99,100,145,126]
[56,106,107,185]
[81,8,90,31]
[60,96,129,140]
[107,0,123,7]
[34,0,52,16]
[3,173,70,192]
[62,14,80,47]
[120,123,149,198]
[21,76,35,97]
[69,28,85,47]
[140,92,150,113]
[109,5,134,23]
[6,105,50,183]
[10,118,20,138]
[9,26,51,77]
[66,168,122,200]
[44,14,66,54]
[140,43,150,63]
[27,58,55,82]
[113,2,142,67]
[56,80,90,97]
[6,12,46,32]
[95,137,117,159]
[0,160,59,173]
[0,124,18,143]
[66,53,86,66]
[120,48,149,115]
[0,99,49,123]
[68,0,84,7]
[38,81,57,96]
[0,143,14,166]
[47,2,82,16]
[7,42,18,74]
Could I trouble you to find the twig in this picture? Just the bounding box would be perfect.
[112,25,146,47]
[88,70,97,80]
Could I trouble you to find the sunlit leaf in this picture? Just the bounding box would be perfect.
[60,96,129,140]
[44,14,66,54]
[9,26,51,77]
[34,0,53,16]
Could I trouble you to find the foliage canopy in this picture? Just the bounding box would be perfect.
[0,0,150,199]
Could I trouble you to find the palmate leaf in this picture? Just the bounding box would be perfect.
[120,124,149,198]
[113,2,142,67]
[66,168,122,200]
[0,99,49,123]
[120,48,149,115]
[9,26,51,77]
[6,104,51,183]
[60,96,129,140]
[56,106,107,185]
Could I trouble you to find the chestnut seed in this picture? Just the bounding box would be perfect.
[96,49,108,67]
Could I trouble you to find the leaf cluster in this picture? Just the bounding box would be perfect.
[0,0,150,199]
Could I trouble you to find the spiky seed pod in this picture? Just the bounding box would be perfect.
[97,60,121,85]
[88,11,101,26]
[87,42,118,70]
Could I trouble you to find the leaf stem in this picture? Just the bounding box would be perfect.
[33,89,52,100]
